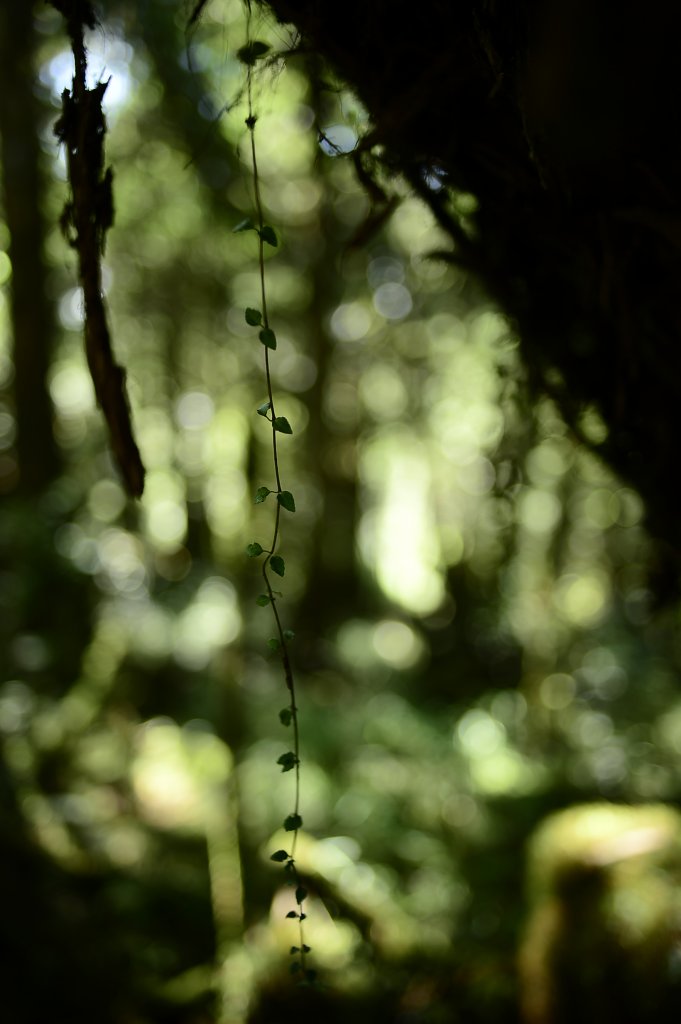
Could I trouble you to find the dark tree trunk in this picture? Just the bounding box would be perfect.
[0,0,61,494]
[261,1,681,576]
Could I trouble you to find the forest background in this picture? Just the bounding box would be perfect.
[2,2,681,1022]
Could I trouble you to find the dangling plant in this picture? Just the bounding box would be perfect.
[237,9,315,985]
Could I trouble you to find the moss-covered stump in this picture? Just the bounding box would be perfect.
[519,803,681,1024]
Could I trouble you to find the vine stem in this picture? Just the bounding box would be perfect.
[245,48,309,978]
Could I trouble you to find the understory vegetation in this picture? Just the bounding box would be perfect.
[1,3,681,1022]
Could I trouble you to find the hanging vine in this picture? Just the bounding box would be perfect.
[237,16,315,985]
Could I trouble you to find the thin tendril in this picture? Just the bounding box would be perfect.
[245,37,308,977]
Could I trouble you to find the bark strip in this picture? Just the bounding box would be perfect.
[51,0,145,497]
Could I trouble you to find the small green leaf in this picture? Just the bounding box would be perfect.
[270,555,285,577]
[246,542,264,557]
[257,401,271,417]
[245,307,262,326]
[289,962,301,975]
[277,490,296,512]
[256,594,270,607]
[284,813,302,831]
[279,707,292,726]
[295,885,308,904]
[259,327,277,349]
[233,217,255,233]
[254,486,270,503]
[267,637,281,652]
[273,416,292,434]
[286,911,298,919]
[260,224,278,247]
[277,751,298,772]
[299,913,307,920]
[302,945,311,953]
[236,40,270,66]
[289,946,300,954]
[270,849,288,862]
[283,629,295,641]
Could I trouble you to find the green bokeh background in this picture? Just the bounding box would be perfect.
[2,3,681,1022]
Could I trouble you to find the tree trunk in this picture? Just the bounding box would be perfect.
[0,0,61,494]
[261,1,681,574]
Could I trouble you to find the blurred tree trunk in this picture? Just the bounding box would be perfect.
[0,0,60,495]
[293,66,366,660]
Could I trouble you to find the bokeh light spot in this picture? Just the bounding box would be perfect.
[330,301,372,342]
[373,282,413,321]
[372,620,423,670]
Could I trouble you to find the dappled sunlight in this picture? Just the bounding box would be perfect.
[49,359,95,416]
[372,619,425,670]
[456,708,540,796]
[554,571,611,628]
[174,577,242,669]
[359,432,444,615]
[132,718,233,831]
[2,3,681,1021]
[329,300,373,343]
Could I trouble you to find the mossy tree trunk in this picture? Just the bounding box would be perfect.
[261,1,681,577]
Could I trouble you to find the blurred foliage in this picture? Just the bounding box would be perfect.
[1,2,681,1022]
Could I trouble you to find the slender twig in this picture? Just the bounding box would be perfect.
[244,35,312,982]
